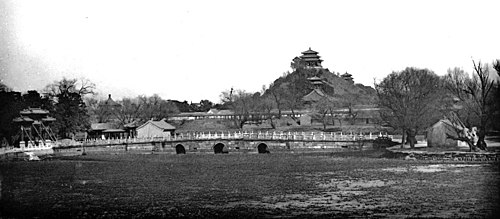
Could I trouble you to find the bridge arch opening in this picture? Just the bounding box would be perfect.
[214,143,227,154]
[257,143,270,153]
[175,144,186,154]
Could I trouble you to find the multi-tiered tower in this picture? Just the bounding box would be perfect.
[299,47,323,68]
[12,108,57,148]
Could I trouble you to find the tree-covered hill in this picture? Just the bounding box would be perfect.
[265,67,377,107]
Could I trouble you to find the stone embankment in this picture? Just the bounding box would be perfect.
[390,150,500,162]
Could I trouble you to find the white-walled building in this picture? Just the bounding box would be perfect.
[136,119,176,138]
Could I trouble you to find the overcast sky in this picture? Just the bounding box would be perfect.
[1,0,499,103]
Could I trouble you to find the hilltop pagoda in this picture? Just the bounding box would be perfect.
[300,47,323,68]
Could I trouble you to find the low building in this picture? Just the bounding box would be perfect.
[88,123,126,139]
[136,119,176,138]
[426,119,460,147]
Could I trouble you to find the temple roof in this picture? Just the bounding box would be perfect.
[13,116,34,123]
[299,48,323,65]
[301,47,319,55]
[300,54,321,59]
[20,108,49,115]
[307,76,322,81]
[341,72,353,77]
[101,94,121,107]
[302,89,327,102]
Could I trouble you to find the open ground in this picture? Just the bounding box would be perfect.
[1,150,499,218]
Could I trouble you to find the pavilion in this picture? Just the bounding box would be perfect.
[12,108,57,148]
[299,47,323,68]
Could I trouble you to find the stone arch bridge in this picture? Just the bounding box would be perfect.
[149,131,379,154]
[53,131,384,155]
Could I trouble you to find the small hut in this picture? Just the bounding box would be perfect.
[88,123,125,139]
[426,119,460,147]
[136,119,176,138]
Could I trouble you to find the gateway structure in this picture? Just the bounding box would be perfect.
[12,108,57,149]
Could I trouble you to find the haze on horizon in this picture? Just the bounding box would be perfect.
[1,0,499,103]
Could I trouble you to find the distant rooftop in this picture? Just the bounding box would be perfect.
[20,108,49,115]
[101,94,121,107]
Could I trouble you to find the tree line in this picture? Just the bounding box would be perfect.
[376,60,500,149]
[0,78,215,145]
[219,59,500,150]
[1,59,499,148]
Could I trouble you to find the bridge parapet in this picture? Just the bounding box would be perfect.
[172,131,390,141]
[56,131,392,148]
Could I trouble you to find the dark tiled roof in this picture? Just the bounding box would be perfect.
[301,47,319,54]
[341,72,353,77]
[300,54,321,58]
[302,89,327,102]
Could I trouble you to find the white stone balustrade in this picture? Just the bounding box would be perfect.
[46,131,393,148]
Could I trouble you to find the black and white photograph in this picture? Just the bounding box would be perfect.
[1,0,499,218]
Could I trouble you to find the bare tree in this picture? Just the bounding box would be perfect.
[43,78,95,138]
[268,82,285,118]
[138,94,179,122]
[312,97,336,131]
[256,95,277,129]
[44,78,95,99]
[114,97,144,125]
[85,96,110,123]
[444,60,497,149]
[220,89,257,129]
[376,67,444,148]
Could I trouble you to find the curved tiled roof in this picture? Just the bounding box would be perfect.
[100,94,121,107]
[301,47,319,54]
[12,116,34,123]
[20,108,49,115]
